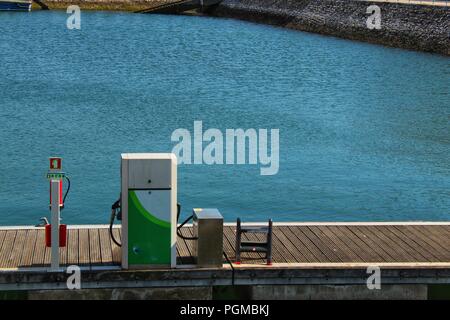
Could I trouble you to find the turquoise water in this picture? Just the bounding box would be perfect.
[0,11,449,225]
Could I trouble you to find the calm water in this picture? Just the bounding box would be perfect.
[0,11,449,225]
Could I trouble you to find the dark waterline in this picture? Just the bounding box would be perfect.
[0,11,449,225]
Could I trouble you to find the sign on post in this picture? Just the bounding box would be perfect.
[49,157,62,171]
[47,157,65,208]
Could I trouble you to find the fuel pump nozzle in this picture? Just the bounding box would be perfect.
[35,217,49,227]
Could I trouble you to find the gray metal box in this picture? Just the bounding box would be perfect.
[192,208,223,268]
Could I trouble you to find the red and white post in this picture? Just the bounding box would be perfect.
[50,179,61,271]
[47,157,64,271]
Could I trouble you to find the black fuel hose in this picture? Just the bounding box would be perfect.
[223,250,235,285]
[109,199,122,247]
[63,176,71,205]
[176,204,198,240]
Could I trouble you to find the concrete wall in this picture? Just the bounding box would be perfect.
[209,0,450,55]
[26,286,212,300]
[251,284,428,300]
[1,284,434,299]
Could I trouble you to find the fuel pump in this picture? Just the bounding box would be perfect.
[115,153,177,269]
[108,153,232,273]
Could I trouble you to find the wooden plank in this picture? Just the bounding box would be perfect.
[376,226,429,262]
[435,225,450,237]
[0,231,7,258]
[281,226,321,262]
[347,226,398,262]
[176,246,184,265]
[358,226,412,262]
[287,226,329,262]
[60,228,68,267]
[6,230,27,268]
[356,225,409,262]
[67,229,79,265]
[326,226,380,262]
[420,225,450,248]
[176,227,194,264]
[372,226,422,261]
[178,227,195,264]
[393,226,442,262]
[0,230,17,268]
[185,227,197,264]
[298,226,342,262]
[19,229,38,267]
[406,225,448,252]
[44,230,51,266]
[272,227,308,263]
[175,235,191,260]
[223,226,238,262]
[176,239,191,263]
[270,228,299,262]
[89,228,102,266]
[403,225,449,260]
[78,228,90,266]
[425,225,450,238]
[110,228,121,265]
[179,227,195,258]
[278,226,316,262]
[319,226,364,262]
[32,229,46,267]
[99,228,113,265]
[309,226,357,262]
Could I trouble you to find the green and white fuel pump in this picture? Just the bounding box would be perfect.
[120,153,177,269]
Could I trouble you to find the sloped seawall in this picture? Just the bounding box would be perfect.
[208,0,450,55]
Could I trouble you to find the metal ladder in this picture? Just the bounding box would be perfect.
[235,218,273,265]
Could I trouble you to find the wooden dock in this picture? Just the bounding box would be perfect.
[0,222,449,296]
[1,222,449,269]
